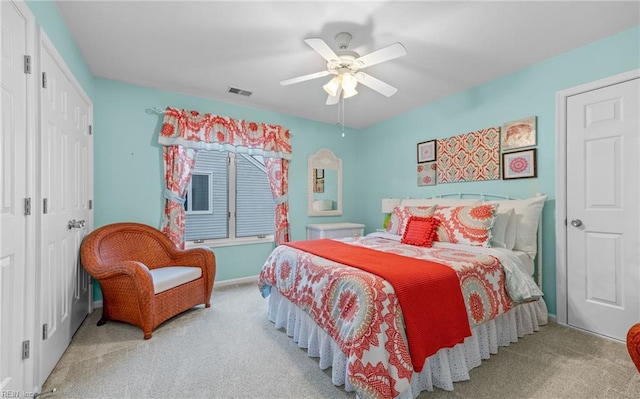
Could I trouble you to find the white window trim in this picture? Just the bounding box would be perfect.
[185,234,274,249]
[185,170,213,215]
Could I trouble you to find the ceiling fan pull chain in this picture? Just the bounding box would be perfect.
[341,95,346,138]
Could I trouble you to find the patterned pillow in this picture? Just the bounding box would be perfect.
[401,216,441,247]
[386,205,437,235]
[433,204,498,247]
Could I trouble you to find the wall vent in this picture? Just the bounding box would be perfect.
[227,86,253,97]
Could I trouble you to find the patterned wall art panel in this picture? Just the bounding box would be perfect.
[436,127,501,183]
[417,161,437,186]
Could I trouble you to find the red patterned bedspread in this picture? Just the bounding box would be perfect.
[285,239,471,372]
[258,235,516,399]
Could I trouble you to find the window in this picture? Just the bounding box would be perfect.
[184,151,275,244]
[185,172,212,214]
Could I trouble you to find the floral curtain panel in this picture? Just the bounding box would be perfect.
[158,107,292,248]
[265,158,290,245]
[160,145,198,249]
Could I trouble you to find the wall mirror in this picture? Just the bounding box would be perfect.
[308,148,342,216]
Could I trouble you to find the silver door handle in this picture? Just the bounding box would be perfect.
[68,219,86,229]
[570,219,583,227]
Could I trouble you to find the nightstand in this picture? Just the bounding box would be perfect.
[306,222,365,240]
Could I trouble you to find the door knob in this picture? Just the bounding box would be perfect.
[570,219,583,227]
[67,219,86,229]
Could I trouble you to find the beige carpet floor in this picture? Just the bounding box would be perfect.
[42,282,640,399]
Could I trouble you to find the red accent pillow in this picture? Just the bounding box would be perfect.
[386,205,437,235]
[401,216,441,247]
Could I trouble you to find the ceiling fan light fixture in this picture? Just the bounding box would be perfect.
[323,75,342,97]
[341,72,357,90]
[341,72,358,98]
[342,86,358,98]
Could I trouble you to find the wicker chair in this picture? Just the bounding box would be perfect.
[80,222,215,339]
[628,323,640,373]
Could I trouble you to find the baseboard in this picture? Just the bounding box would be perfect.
[215,275,259,288]
[92,300,103,309]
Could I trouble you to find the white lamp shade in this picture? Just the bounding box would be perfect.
[381,198,401,213]
[342,86,358,98]
[323,76,342,97]
[342,73,357,90]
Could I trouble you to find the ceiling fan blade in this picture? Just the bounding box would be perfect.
[354,42,407,68]
[304,37,340,62]
[356,72,398,97]
[280,70,332,86]
[326,86,342,105]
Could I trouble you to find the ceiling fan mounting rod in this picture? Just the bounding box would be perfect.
[335,32,352,50]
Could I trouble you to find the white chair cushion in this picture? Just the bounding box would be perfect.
[149,266,202,294]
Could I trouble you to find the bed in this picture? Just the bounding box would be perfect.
[258,194,548,399]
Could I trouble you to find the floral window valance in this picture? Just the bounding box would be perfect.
[158,107,292,160]
[157,107,291,249]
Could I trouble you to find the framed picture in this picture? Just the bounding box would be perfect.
[314,178,325,193]
[502,149,537,179]
[417,162,437,186]
[501,116,536,151]
[315,168,324,179]
[417,140,437,163]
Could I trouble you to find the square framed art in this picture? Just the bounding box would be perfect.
[417,140,436,163]
[501,116,536,151]
[417,162,437,186]
[502,149,537,179]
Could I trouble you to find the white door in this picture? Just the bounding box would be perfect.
[38,31,93,382]
[0,0,33,393]
[566,77,640,340]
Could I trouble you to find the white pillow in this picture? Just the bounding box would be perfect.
[490,208,517,250]
[503,208,517,250]
[400,198,482,207]
[490,208,510,248]
[485,195,546,258]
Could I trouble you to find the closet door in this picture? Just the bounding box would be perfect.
[38,30,93,384]
[566,77,640,340]
[0,0,35,393]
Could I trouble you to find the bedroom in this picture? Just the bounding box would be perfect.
[2,0,639,397]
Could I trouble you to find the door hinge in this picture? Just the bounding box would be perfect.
[22,340,30,360]
[89,199,93,210]
[24,198,31,215]
[24,55,32,74]
[42,72,47,88]
[88,125,93,135]
[42,324,48,340]
[43,198,48,214]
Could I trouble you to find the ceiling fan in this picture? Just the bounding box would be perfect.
[280,32,407,105]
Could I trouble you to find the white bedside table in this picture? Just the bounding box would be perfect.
[306,222,365,240]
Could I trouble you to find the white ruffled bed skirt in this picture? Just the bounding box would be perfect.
[267,290,548,399]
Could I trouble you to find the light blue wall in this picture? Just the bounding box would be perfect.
[93,78,361,285]
[357,25,640,317]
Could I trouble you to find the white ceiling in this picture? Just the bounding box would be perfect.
[55,1,640,129]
